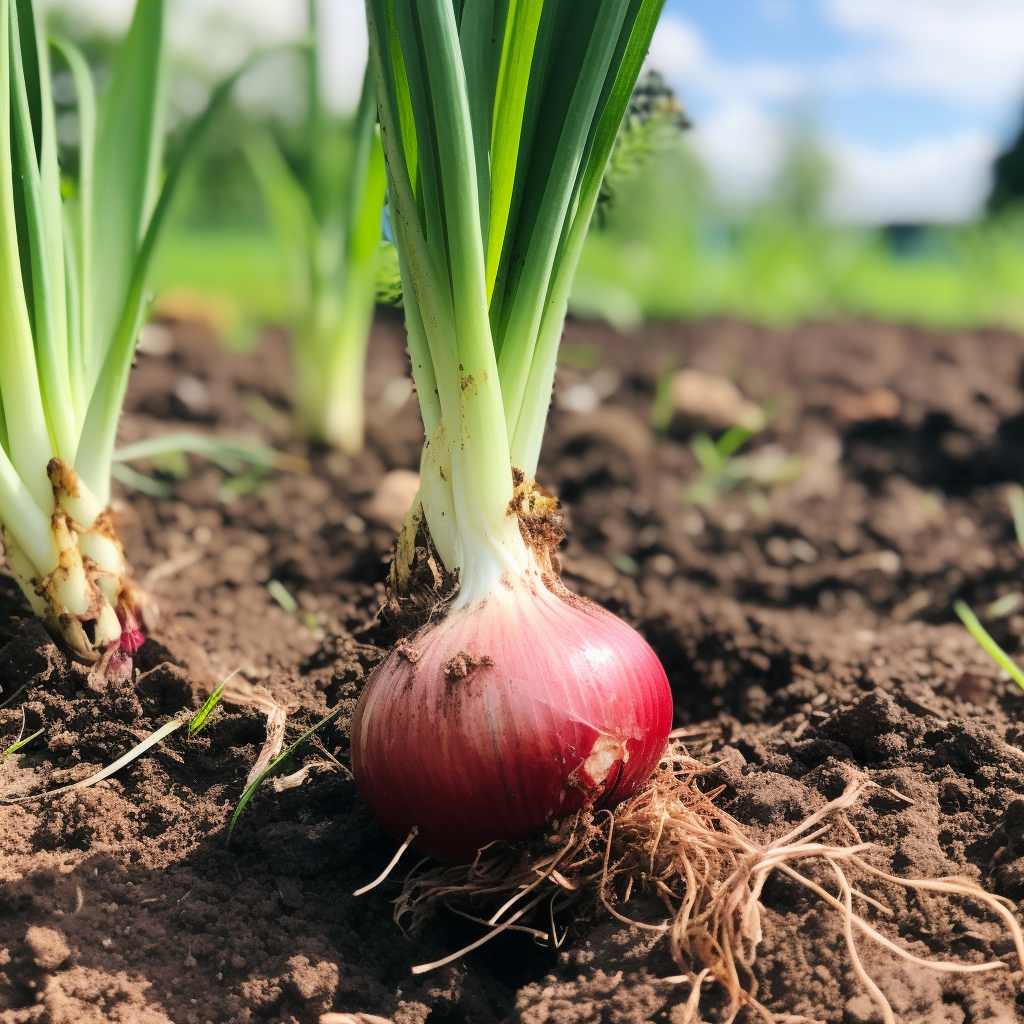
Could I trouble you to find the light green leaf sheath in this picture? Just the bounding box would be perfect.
[368,0,665,598]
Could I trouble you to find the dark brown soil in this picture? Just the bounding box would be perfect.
[3,312,1024,1023]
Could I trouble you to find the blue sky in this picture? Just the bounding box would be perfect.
[649,0,1024,222]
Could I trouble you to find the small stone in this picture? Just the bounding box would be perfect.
[24,926,70,969]
[366,469,420,532]
[276,876,305,910]
[945,672,993,705]
[671,368,764,431]
[845,994,883,1024]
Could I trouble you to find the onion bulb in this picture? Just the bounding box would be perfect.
[352,575,672,864]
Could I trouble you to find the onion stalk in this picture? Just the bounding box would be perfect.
[246,0,387,453]
[0,0,231,672]
[351,0,672,863]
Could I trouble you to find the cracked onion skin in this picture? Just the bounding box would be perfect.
[351,577,673,863]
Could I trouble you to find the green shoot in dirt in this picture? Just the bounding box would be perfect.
[687,407,801,507]
[246,0,387,452]
[226,704,343,843]
[1007,483,1024,551]
[0,712,43,759]
[953,599,1024,693]
[2,679,226,804]
[110,432,305,500]
[0,0,235,672]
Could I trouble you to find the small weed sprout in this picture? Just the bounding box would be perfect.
[687,411,801,509]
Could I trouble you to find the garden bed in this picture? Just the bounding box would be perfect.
[2,311,1024,1023]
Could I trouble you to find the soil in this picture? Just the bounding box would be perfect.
[3,311,1024,1023]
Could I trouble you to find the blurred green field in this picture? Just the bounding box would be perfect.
[151,228,291,328]
[151,141,1024,336]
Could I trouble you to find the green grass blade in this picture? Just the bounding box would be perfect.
[113,432,283,472]
[226,704,343,844]
[8,0,75,460]
[50,36,96,410]
[89,0,165,383]
[342,60,381,266]
[0,725,42,758]
[0,0,53,511]
[485,0,542,300]
[323,107,387,449]
[953,599,1024,693]
[3,715,187,805]
[109,461,173,497]
[188,681,225,737]
[716,423,755,460]
[75,70,240,504]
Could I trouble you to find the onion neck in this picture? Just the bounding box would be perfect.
[416,386,530,611]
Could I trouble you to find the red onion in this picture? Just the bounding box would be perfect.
[352,576,673,863]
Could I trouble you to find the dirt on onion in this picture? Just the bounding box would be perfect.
[3,313,1024,1023]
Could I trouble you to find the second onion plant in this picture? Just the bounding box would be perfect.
[0,0,228,674]
[246,0,387,452]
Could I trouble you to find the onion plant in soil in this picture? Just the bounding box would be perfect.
[246,0,387,453]
[0,0,229,676]
[350,0,674,866]
[346,0,1024,1014]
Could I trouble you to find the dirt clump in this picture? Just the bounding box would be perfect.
[2,313,1024,1021]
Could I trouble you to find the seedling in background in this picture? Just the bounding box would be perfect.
[0,712,43,759]
[953,599,1024,694]
[111,433,306,501]
[0,0,237,674]
[686,406,801,508]
[1008,483,1024,551]
[246,0,388,453]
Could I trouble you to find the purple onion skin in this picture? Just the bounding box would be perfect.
[352,579,673,864]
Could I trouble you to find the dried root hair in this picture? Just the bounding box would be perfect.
[387,743,1024,1023]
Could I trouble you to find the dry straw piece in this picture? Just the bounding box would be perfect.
[386,743,1024,1023]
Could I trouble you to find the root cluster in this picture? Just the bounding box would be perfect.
[391,744,1024,1023]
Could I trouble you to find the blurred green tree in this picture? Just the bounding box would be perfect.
[988,113,1024,214]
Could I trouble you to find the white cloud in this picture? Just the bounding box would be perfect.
[647,14,707,79]
[647,14,804,106]
[687,102,786,206]
[824,0,1024,107]
[317,0,369,113]
[826,131,996,224]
